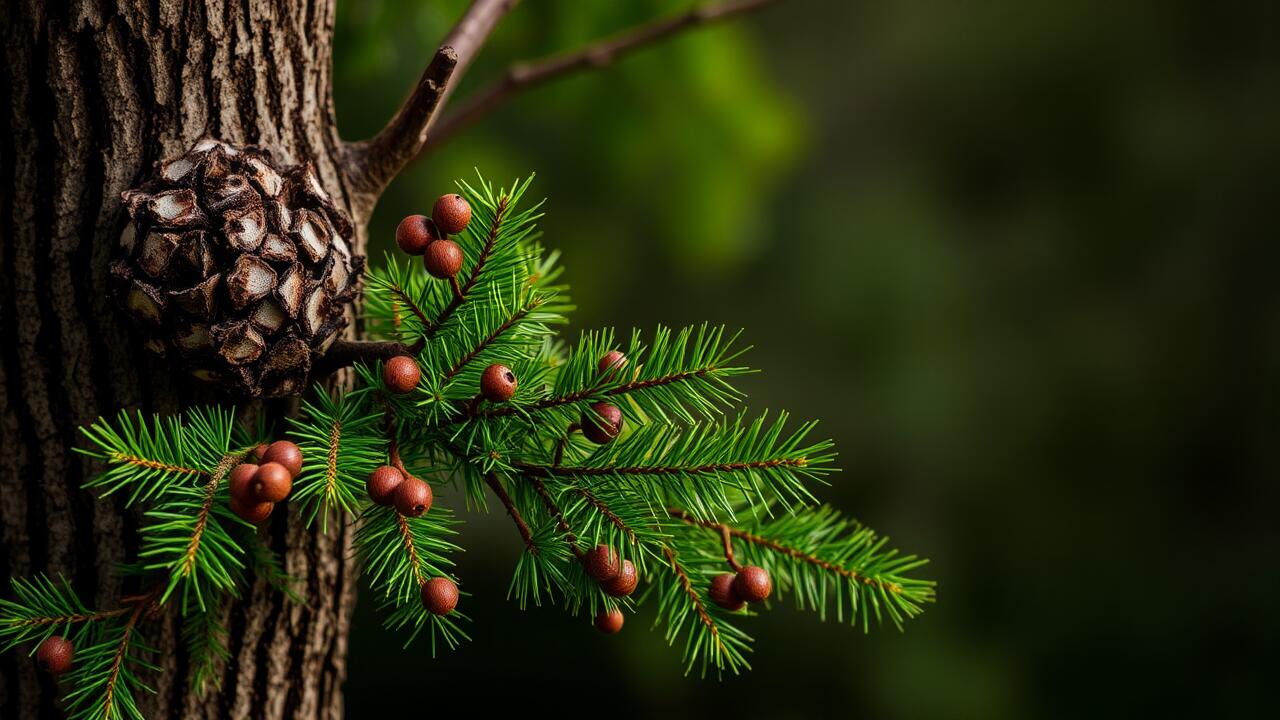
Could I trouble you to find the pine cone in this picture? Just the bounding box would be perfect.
[112,138,364,398]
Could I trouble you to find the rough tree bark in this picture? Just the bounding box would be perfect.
[0,2,356,718]
[0,0,770,716]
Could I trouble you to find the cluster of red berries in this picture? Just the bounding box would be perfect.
[579,351,628,444]
[365,463,433,518]
[395,194,472,278]
[707,565,773,611]
[584,544,638,633]
[229,440,303,523]
[362,417,456,615]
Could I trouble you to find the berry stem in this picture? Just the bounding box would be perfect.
[551,425,578,467]
[425,195,510,338]
[718,524,743,572]
[484,472,537,552]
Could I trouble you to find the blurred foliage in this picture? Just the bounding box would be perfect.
[335,1,1279,718]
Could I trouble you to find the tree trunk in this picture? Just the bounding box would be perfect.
[1,1,359,717]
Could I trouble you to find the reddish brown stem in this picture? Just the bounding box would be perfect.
[439,301,539,382]
[525,472,584,561]
[484,472,536,552]
[512,456,806,478]
[719,524,742,572]
[667,508,904,594]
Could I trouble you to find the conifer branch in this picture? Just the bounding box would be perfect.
[427,0,776,148]
[425,195,511,338]
[514,457,811,478]
[524,473,584,560]
[388,278,434,331]
[576,487,637,547]
[668,507,906,594]
[396,515,427,589]
[79,408,234,505]
[179,453,242,582]
[440,300,540,382]
[98,598,147,719]
[292,390,384,527]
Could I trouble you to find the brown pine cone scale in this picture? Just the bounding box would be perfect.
[113,139,365,397]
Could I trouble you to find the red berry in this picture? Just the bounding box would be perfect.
[228,463,259,501]
[395,214,438,255]
[594,609,624,634]
[602,560,638,598]
[252,445,268,462]
[394,477,433,517]
[231,494,274,523]
[581,402,624,444]
[584,545,620,582]
[36,635,73,675]
[261,440,303,477]
[480,364,518,403]
[733,565,772,603]
[367,465,405,506]
[420,577,459,615]
[251,462,292,502]
[432,194,471,235]
[424,239,463,278]
[708,573,745,611]
[598,350,627,380]
[383,355,420,394]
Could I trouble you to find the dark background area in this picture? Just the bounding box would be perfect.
[333,1,1279,717]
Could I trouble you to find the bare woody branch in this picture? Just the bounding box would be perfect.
[344,47,458,200]
[344,0,522,200]
[426,0,775,150]
[310,338,420,379]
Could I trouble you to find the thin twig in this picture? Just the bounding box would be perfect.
[344,0,521,199]
[525,472,584,560]
[427,0,775,149]
[718,524,742,572]
[107,453,208,477]
[667,508,904,593]
[512,456,806,477]
[439,301,540,382]
[311,338,421,379]
[484,472,536,551]
[576,487,636,546]
[662,546,719,635]
[100,584,162,718]
[396,515,426,588]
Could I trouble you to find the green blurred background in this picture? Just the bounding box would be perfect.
[333,1,1279,717]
